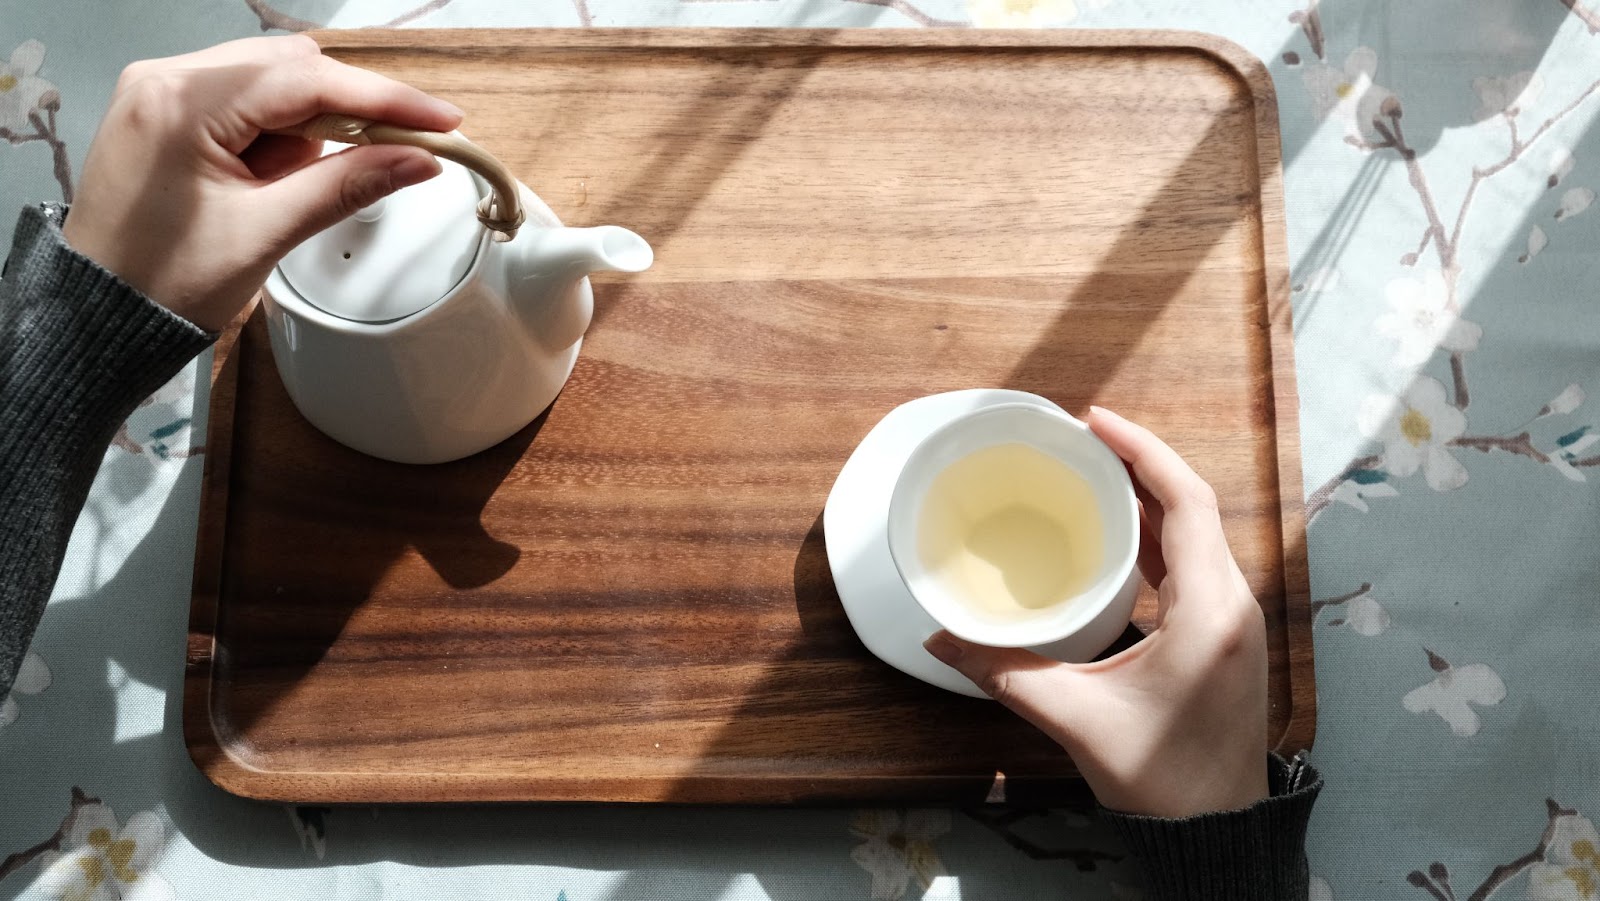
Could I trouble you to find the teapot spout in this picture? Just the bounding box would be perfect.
[506,225,652,353]
[525,225,653,277]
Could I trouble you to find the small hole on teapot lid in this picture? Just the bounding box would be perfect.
[343,252,351,260]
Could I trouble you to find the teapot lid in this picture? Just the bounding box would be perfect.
[278,151,484,323]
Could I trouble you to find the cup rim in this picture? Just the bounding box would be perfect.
[885,402,1140,648]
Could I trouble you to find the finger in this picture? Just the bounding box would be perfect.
[923,631,1085,749]
[256,144,441,253]
[119,35,318,89]
[1129,465,1164,541]
[1135,502,1167,589]
[241,53,463,141]
[1086,406,1229,582]
[173,35,322,67]
[239,133,321,180]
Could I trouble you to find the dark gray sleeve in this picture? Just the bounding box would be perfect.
[0,204,214,695]
[1100,753,1323,900]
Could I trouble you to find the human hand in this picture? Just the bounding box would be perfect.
[923,406,1269,818]
[62,36,462,332]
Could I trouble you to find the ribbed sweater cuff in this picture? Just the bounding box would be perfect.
[1100,753,1323,901]
[0,205,214,455]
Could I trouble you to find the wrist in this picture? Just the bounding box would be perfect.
[1100,753,1270,819]
[59,211,222,332]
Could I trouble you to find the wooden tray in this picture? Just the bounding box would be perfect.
[185,28,1312,804]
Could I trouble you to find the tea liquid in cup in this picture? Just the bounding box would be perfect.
[886,403,1139,649]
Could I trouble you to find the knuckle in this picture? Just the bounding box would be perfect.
[335,169,388,220]
[978,668,1017,705]
[1208,601,1265,663]
[282,34,321,57]
[290,55,334,102]
[1184,481,1219,513]
[114,61,149,91]
[115,71,188,133]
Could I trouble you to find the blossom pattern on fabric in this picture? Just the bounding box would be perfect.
[1330,475,1399,513]
[1360,378,1469,491]
[1401,653,1505,737]
[0,40,56,132]
[1341,595,1391,636]
[1375,270,1482,367]
[1529,812,1600,901]
[35,803,176,901]
[850,809,950,901]
[966,0,1108,28]
[1302,47,1394,140]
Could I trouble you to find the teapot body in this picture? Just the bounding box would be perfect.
[262,183,590,465]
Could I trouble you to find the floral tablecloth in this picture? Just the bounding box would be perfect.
[6,1,1600,899]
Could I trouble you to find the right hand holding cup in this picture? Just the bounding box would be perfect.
[923,406,1269,819]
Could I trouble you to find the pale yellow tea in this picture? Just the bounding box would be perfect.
[917,442,1104,621]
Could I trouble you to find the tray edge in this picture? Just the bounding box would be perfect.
[184,29,1318,801]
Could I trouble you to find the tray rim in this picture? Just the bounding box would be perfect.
[184,26,1313,804]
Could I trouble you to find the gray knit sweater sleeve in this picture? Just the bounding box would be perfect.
[0,204,214,695]
[1101,753,1324,900]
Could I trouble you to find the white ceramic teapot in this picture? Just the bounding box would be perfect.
[260,116,652,464]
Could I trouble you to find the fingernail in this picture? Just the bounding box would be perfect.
[390,153,441,189]
[436,99,465,120]
[1089,405,1119,420]
[923,633,964,666]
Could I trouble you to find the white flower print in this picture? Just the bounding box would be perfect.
[1359,378,1469,491]
[0,40,58,133]
[1472,71,1543,119]
[1,651,51,729]
[1548,428,1599,483]
[850,809,950,901]
[1309,876,1334,901]
[1542,384,1586,418]
[1556,187,1595,221]
[1375,270,1482,367]
[1330,477,1399,513]
[1549,144,1576,188]
[1529,812,1600,901]
[1522,224,1549,264]
[1401,655,1505,737]
[966,0,1086,29]
[1343,595,1391,636]
[35,803,176,901]
[1303,47,1395,141]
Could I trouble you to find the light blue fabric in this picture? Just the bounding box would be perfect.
[4,1,1600,899]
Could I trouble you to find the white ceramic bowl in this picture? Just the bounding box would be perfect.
[885,403,1140,650]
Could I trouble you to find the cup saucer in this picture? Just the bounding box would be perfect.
[823,389,1141,698]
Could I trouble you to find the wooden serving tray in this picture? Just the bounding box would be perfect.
[185,28,1312,804]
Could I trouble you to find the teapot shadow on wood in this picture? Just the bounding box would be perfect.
[260,117,652,465]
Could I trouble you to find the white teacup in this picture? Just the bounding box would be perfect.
[885,403,1140,653]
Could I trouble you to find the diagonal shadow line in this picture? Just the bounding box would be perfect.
[1001,105,1253,397]
[556,44,831,328]
[1289,151,1384,324]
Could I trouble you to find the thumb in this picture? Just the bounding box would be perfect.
[260,144,441,252]
[924,631,1086,748]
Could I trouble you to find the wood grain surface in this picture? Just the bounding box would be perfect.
[184,28,1313,804]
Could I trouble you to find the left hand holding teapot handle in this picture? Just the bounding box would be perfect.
[267,114,525,242]
[61,35,463,332]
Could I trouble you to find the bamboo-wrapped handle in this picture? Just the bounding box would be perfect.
[270,114,525,242]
